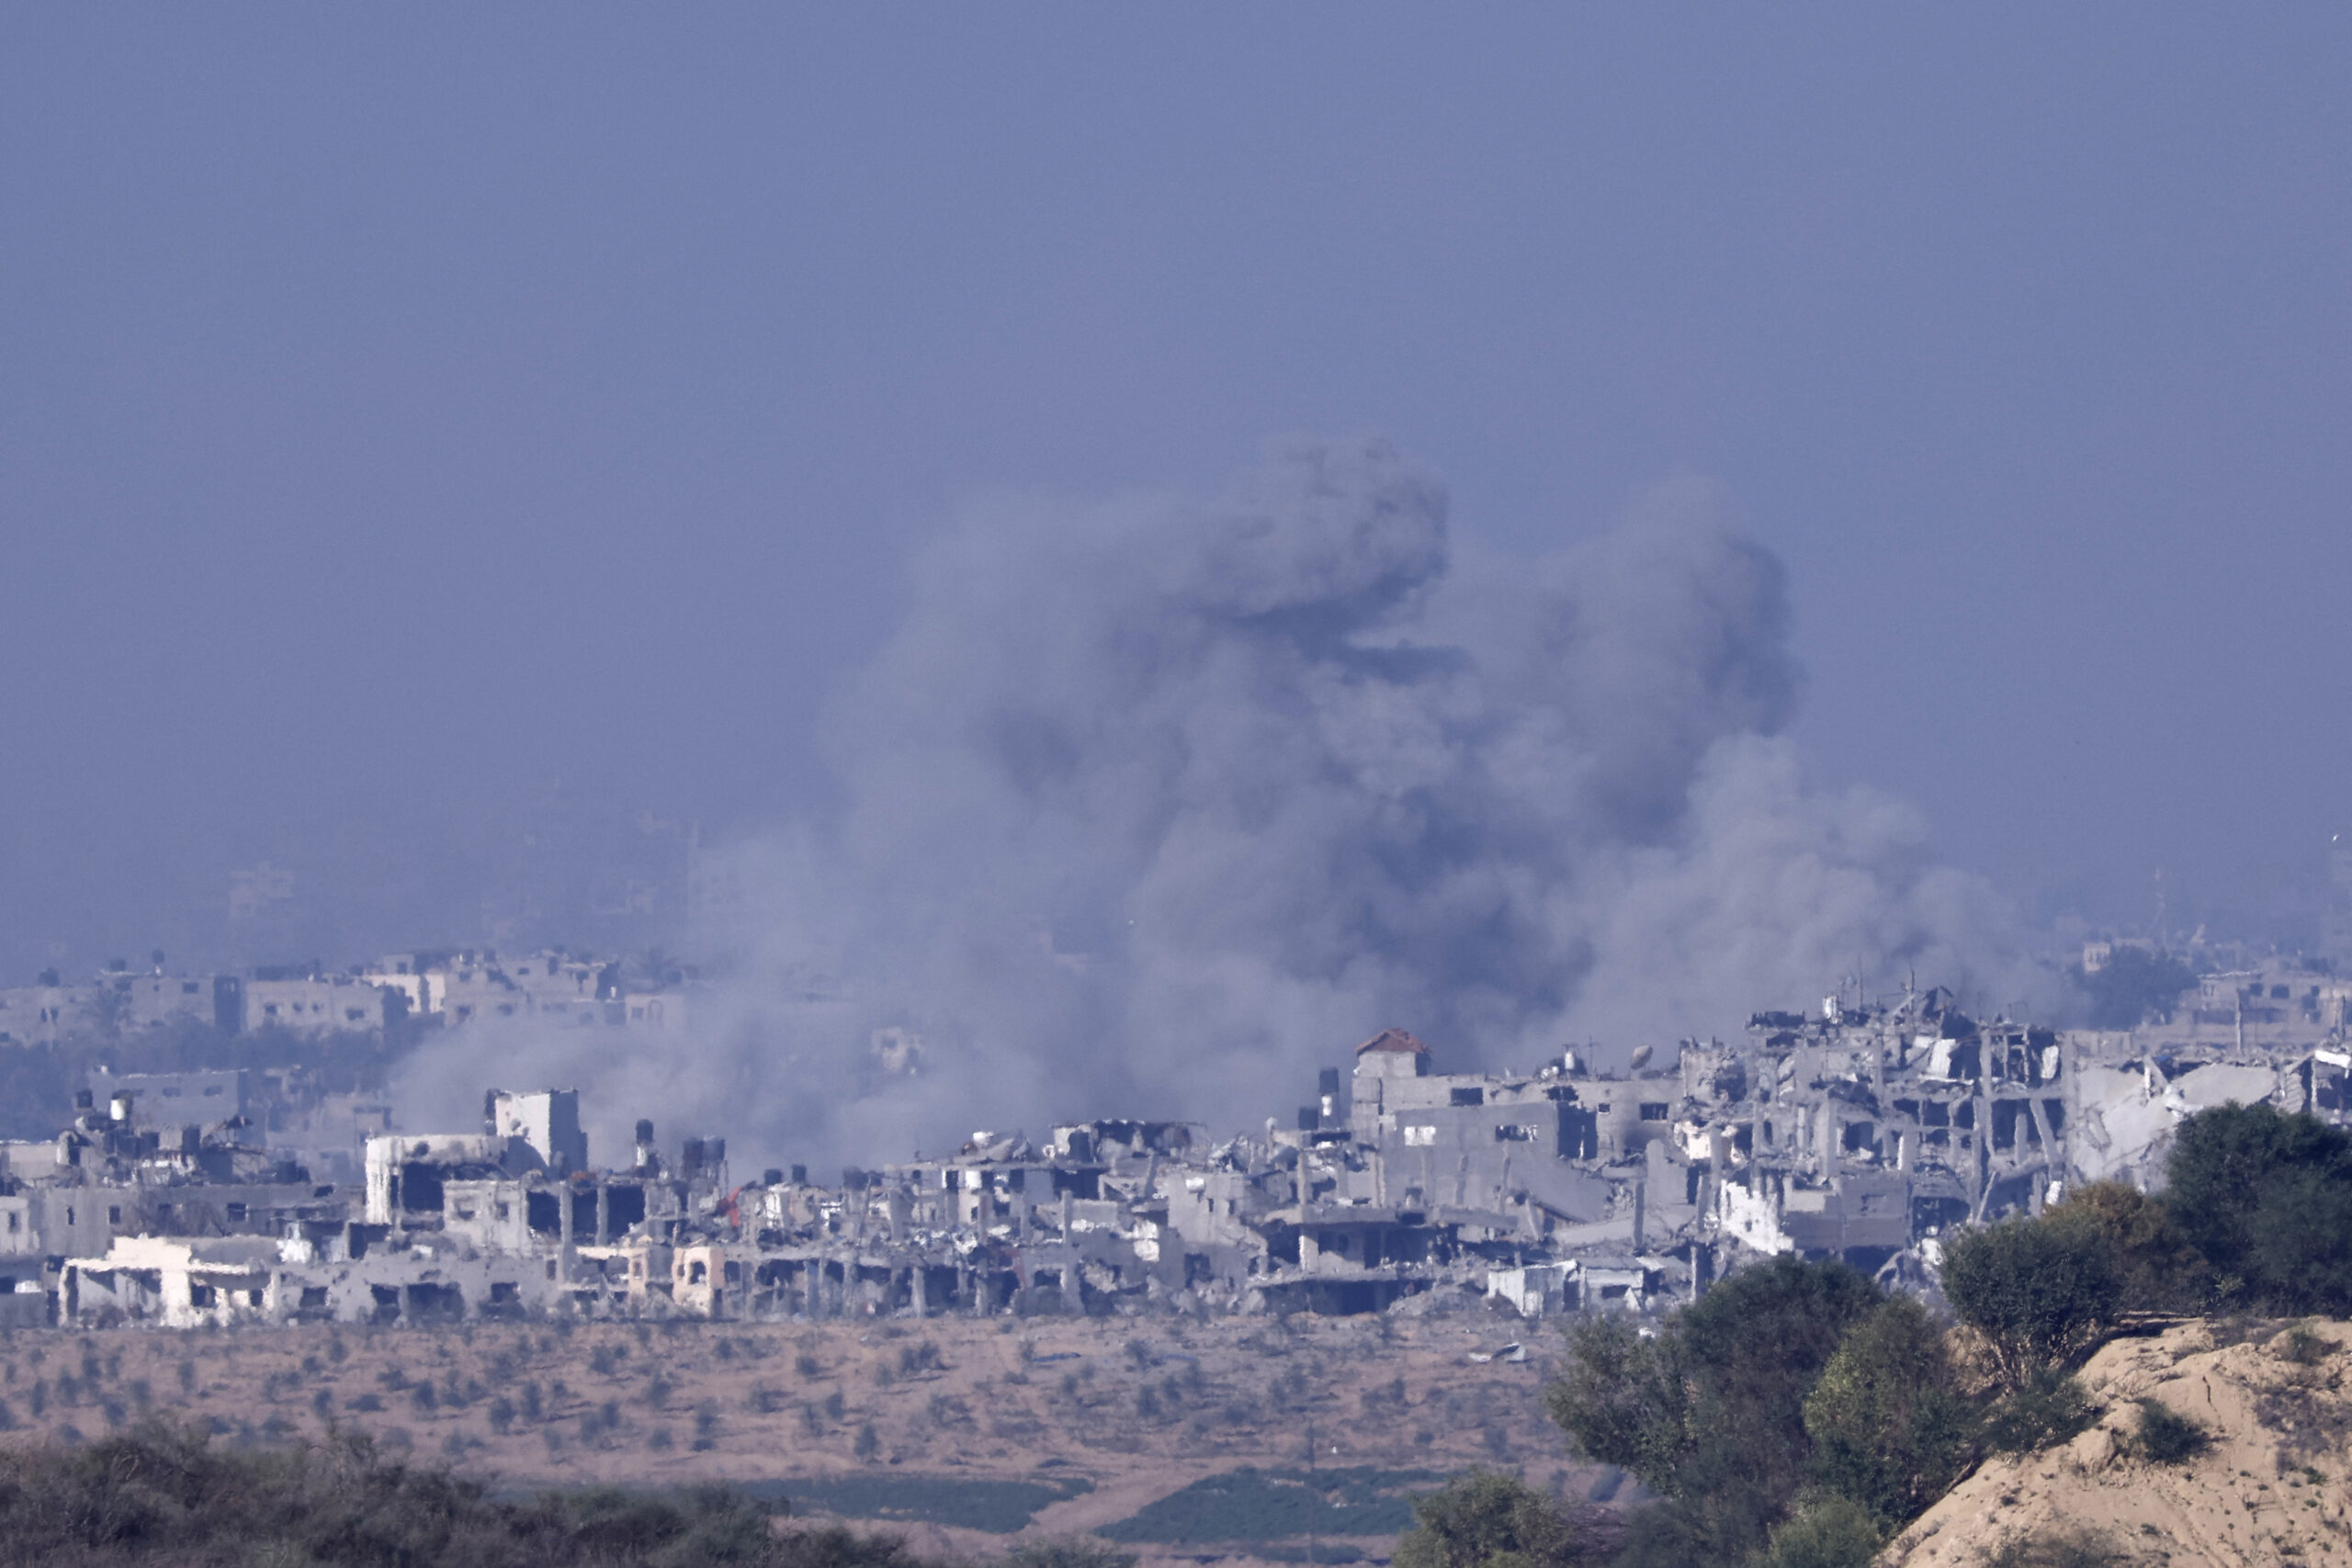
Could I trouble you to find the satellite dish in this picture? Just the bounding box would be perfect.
[1628,1044,1654,1071]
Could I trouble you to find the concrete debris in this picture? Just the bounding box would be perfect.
[12,959,2352,1329]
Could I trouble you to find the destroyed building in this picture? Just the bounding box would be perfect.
[15,958,2352,1330]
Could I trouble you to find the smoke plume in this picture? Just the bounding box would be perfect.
[394,438,2051,1170]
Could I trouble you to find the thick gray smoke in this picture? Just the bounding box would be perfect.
[393,439,2052,1170]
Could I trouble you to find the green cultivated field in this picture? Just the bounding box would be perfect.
[1100,1466,1443,1544]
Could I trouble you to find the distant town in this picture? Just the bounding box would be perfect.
[1,921,2349,1336]
[0,947,697,1051]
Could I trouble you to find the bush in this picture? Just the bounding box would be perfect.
[2129,1399,2208,1463]
[1551,1256,1882,1563]
[1803,1297,1975,1525]
[2167,1103,2352,1314]
[2044,1181,2210,1313]
[0,1417,934,1567]
[1391,1469,1604,1568]
[1756,1493,1883,1568]
[1548,1318,1689,1494]
[2279,1324,2336,1365]
[1980,1371,2099,1455]
[1984,1528,2130,1568]
[999,1539,1137,1568]
[1941,1216,2120,1387]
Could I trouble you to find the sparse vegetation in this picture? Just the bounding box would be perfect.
[999,1539,1136,1568]
[1391,1467,1613,1568]
[0,1417,933,1567]
[2129,1398,2208,1463]
[1984,1527,2131,1568]
[1979,1370,2099,1456]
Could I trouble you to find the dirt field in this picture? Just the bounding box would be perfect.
[1890,1318,2352,1568]
[0,1309,1611,1563]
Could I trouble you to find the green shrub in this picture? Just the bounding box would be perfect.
[1803,1297,1976,1525]
[1756,1493,1883,1568]
[2166,1103,2352,1314]
[1549,1255,1883,1564]
[998,1538,1136,1568]
[2044,1181,2210,1313]
[0,1418,935,1568]
[1984,1528,2129,1568]
[2129,1399,2208,1463]
[1941,1216,2120,1387]
[1391,1469,1604,1568]
[1980,1371,2099,1455]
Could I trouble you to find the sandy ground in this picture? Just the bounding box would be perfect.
[1887,1318,2352,1568]
[0,1308,1611,1564]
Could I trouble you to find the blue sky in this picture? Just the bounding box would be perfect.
[5,6,2348,973]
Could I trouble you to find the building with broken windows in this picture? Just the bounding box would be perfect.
[16,963,2352,1330]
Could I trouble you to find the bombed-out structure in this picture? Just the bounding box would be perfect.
[17,965,2352,1328]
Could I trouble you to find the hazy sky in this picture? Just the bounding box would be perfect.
[6,6,2348,977]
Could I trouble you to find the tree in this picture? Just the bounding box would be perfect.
[1668,1255,1885,1506]
[1546,1317,1690,1495]
[1803,1297,1975,1526]
[2075,948,2195,1030]
[1550,1256,1883,1565]
[2042,1181,2208,1313]
[1393,1470,1594,1568]
[1940,1215,2120,1389]
[2165,1102,2352,1313]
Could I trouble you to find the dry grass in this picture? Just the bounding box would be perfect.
[0,1310,1604,1565]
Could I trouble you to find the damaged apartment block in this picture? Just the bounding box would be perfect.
[22,961,2352,1328]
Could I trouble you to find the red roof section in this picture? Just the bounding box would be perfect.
[1353,1027,1430,1056]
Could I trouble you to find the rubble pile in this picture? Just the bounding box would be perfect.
[8,958,2352,1331]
